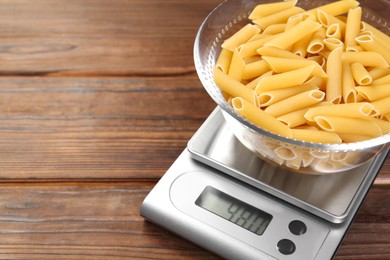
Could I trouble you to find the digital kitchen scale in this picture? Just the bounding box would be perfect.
[140,108,390,260]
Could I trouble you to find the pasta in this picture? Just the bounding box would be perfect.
[344,7,362,49]
[341,61,358,103]
[350,62,372,85]
[212,0,390,146]
[355,35,390,66]
[291,129,342,144]
[214,67,257,105]
[264,89,325,117]
[264,20,322,49]
[342,52,389,68]
[249,0,298,20]
[242,60,270,80]
[304,102,376,121]
[216,48,233,73]
[355,85,390,101]
[306,0,359,16]
[325,46,343,104]
[231,97,293,138]
[256,66,315,91]
[314,116,383,137]
[256,84,318,107]
[253,7,304,30]
[228,48,246,81]
[325,23,341,39]
[222,24,261,52]
[261,56,327,77]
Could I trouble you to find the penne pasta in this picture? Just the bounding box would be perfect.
[277,102,330,128]
[314,116,383,137]
[257,46,304,59]
[256,84,318,107]
[326,23,342,39]
[256,65,315,91]
[350,62,372,85]
[362,22,390,48]
[304,102,376,121]
[245,71,273,90]
[306,0,359,16]
[344,7,362,49]
[371,96,390,115]
[262,23,287,35]
[355,85,390,101]
[317,9,346,36]
[325,46,343,104]
[264,89,325,117]
[323,38,344,51]
[215,48,233,73]
[222,24,261,52]
[345,45,364,52]
[252,6,304,30]
[338,133,373,143]
[242,59,270,80]
[372,74,390,85]
[291,32,314,57]
[342,61,358,103]
[213,0,390,147]
[368,68,390,80]
[232,97,293,138]
[264,20,322,49]
[285,14,303,31]
[274,146,298,160]
[214,67,257,105]
[249,0,298,20]
[291,129,342,144]
[365,117,390,134]
[228,48,246,81]
[342,51,389,68]
[261,56,327,77]
[239,35,277,58]
[355,35,390,66]
[307,27,326,54]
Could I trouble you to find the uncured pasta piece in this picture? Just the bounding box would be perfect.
[325,46,343,104]
[249,0,298,20]
[222,24,261,52]
[264,89,324,117]
[314,116,383,137]
[304,102,375,121]
[231,97,293,138]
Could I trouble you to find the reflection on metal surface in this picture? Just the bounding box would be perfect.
[188,109,380,222]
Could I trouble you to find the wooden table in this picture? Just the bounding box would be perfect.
[0,0,388,259]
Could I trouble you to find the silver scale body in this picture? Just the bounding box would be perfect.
[140,108,389,260]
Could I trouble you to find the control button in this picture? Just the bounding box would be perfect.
[289,220,307,235]
[277,239,296,255]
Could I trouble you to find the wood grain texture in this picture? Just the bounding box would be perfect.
[0,0,387,259]
[0,0,221,76]
[0,76,215,180]
[0,182,387,259]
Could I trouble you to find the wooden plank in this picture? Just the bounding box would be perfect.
[0,0,221,76]
[0,76,215,180]
[0,182,387,259]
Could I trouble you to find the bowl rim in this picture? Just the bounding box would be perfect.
[193,0,390,151]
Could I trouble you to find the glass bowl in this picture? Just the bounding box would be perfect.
[194,0,390,175]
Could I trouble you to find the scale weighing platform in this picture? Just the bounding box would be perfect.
[140,108,389,260]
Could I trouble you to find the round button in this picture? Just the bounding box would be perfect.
[289,220,307,235]
[277,239,296,255]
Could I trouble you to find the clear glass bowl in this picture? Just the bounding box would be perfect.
[194,0,390,175]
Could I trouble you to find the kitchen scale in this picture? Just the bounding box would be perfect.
[140,107,389,260]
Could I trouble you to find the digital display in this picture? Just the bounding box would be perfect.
[195,186,272,235]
